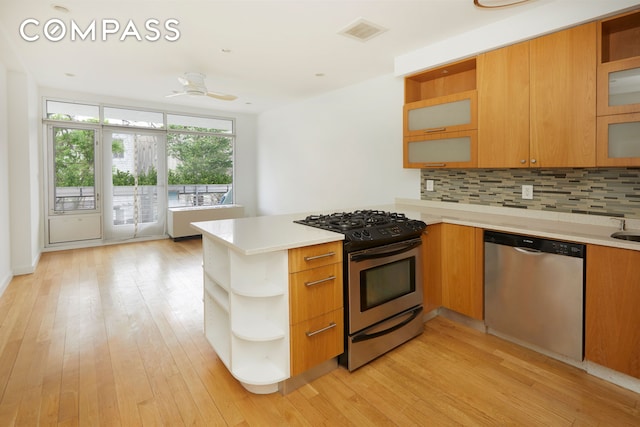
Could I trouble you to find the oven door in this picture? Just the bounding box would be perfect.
[347,238,423,334]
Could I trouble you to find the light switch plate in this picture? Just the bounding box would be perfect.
[522,185,533,200]
[426,179,434,192]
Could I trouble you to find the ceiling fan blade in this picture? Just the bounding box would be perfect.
[165,91,187,98]
[206,92,237,101]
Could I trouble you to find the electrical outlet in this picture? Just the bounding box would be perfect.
[522,185,534,200]
[426,179,434,192]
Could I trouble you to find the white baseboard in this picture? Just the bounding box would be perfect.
[12,251,40,276]
[0,272,12,298]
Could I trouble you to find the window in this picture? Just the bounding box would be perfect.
[44,100,236,243]
[46,100,99,123]
[103,106,164,128]
[167,114,235,207]
[49,125,98,213]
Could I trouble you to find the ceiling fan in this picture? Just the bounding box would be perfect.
[166,72,237,101]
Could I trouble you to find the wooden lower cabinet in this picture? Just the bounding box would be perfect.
[423,223,483,320]
[585,244,640,379]
[290,309,344,375]
[288,242,344,376]
[422,226,442,312]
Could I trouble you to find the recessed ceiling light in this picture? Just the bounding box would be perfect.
[51,4,70,13]
[64,72,75,77]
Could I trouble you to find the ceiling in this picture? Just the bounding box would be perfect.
[0,0,636,114]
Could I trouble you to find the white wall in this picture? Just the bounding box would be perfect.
[0,61,12,291]
[8,71,40,275]
[256,73,420,216]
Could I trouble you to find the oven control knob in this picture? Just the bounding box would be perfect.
[352,231,362,239]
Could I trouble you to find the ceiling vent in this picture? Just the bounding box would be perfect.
[338,18,388,42]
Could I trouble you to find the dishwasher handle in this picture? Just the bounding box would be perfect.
[514,246,543,255]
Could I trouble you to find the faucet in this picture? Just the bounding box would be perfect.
[611,217,626,231]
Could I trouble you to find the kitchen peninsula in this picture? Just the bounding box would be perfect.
[191,214,344,394]
[193,199,640,395]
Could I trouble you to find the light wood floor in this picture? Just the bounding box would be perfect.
[0,239,638,426]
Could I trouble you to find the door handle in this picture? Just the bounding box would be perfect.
[514,247,542,255]
[306,322,337,337]
[305,276,336,287]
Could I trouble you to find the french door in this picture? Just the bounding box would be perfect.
[103,129,166,240]
[47,124,102,244]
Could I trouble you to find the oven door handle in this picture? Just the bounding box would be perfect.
[350,239,421,262]
[352,306,423,343]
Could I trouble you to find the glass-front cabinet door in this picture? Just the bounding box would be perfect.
[596,9,640,166]
[404,131,477,169]
[403,91,477,137]
[597,113,640,167]
[597,57,640,116]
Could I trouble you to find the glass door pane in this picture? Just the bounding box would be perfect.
[407,99,472,131]
[103,129,166,240]
[51,126,98,212]
[609,66,640,107]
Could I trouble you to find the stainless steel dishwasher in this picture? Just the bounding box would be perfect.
[484,230,585,361]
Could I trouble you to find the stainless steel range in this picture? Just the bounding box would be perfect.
[295,210,427,371]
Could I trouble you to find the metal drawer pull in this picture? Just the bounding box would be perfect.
[306,322,337,337]
[305,275,336,287]
[424,127,446,133]
[304,252,335,261]
[423,163,446,167]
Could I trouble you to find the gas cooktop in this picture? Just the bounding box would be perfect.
[294,209,427,251]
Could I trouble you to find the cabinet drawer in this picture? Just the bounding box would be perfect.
[288,241,343,273]
[290,263,343,324]
[290,309,344,376]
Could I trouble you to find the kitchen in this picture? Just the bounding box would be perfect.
[1,0,640,424]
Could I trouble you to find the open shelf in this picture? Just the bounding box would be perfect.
[204,274,229,312]
[203,238,230,289]
[405,58,476,103]
[600,10,640,63]
[231,339,290,388]
[204,290,231,368]
[230,294,288,341]
[229,250,288,297]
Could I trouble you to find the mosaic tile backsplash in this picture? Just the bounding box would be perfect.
[420,168,640,219]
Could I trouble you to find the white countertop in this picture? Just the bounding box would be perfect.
[192,199,640,255]
[191,213,344,255]
[393,199,640,252]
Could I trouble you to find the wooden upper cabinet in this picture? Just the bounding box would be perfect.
[405,58,476,103]
[403,58,478,169]
[597,9,640,116]
[529,22,597,168]
[596,9,640,167]
[478,41,530,168]
[403,91,477,136]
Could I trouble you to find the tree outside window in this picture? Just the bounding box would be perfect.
[167,128,233,207]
